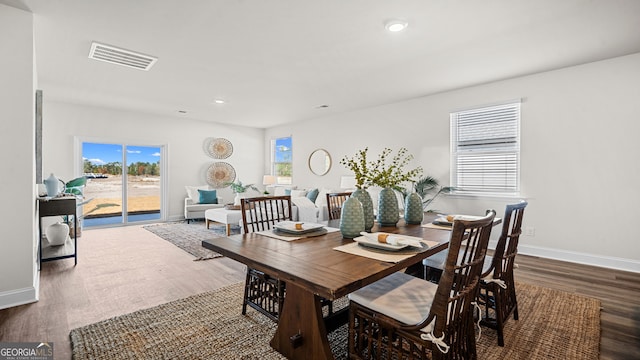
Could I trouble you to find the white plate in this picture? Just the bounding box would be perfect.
[273,221,325,234]
[353,236,408,251]
[433,216,453,226]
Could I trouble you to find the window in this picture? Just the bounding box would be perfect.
[272,136,292,185]
[450,101,521,195]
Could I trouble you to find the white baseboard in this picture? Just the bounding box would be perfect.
[489,240,640,273]
[0,285,38,310]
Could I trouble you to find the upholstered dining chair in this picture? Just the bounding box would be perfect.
[326,192,352,220]
[348,210,496,360]
[477,201,527,346]
[240,195,292,322]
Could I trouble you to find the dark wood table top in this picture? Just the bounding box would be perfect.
[202,218,452,300]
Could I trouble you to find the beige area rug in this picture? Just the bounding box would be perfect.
[142,221,238,261]
[70,282,600,360]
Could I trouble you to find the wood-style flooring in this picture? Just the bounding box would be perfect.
[0,224,638,359]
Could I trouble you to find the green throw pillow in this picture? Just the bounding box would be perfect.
[306,188,319,203]
[198,189,218,204]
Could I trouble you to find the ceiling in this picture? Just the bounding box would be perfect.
[5,0,640,128]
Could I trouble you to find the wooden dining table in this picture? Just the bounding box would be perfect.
[201,218,453,360]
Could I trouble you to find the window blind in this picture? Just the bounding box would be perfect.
[451,102,520,194]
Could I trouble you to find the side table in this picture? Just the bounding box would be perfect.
[38,197,77,269]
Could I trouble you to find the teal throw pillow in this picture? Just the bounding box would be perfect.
[198,189,218,204]
[285,189,292,195]
[306,188,319,203]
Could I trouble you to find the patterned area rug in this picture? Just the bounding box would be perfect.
[70,281,601,359]
[142,221,240,261]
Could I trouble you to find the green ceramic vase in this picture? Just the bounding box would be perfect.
[351,188,374,232]
[377,187,399,227]
[404,192,424,224]
[339,196,365,239]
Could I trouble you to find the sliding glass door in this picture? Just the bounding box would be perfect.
[81,141,164,227]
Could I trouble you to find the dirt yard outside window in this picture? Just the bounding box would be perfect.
[83,175,160,217]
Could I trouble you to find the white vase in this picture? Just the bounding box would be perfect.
[46,222,69,246]
[234,192,246,206]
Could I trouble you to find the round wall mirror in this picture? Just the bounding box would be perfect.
[308,149,332,176]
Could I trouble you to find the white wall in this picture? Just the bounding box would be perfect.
[0,4,38,309]
[43,102,264,221]
[265,53,640,272]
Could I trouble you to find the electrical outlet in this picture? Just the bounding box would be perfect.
[525,227,535,237]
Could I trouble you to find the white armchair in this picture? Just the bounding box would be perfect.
[184,186,224,223]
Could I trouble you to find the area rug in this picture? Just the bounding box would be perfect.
[70,281,601,360]
[142,221,239,261]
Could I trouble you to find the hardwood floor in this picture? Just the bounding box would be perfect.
[0,224,638,359]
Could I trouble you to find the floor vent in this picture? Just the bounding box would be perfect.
[88,42,157,71]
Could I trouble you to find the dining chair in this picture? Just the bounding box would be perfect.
[326,192,352,220]
[422,202,528,346]
[477,201,527,346]
[348,210,496,360]
[240,195,333,321]
[240,195,292,322]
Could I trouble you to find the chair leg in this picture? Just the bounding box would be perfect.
[512,286,519,321]
[242,271,251,315]
[494,287,505,347]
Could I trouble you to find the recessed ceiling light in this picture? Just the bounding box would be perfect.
[385,20,408,32]
[213,99,225,104]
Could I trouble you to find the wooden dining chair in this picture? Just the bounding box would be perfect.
[326,192,352,220]
[477,201,527,346]
[240,195,292,322]
[348,210,496,360]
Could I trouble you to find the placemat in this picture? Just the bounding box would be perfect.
[256,227,340,241]
[334,239,440,263]
[421,223,453,230]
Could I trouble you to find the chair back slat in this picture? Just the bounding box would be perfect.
[241,195,292,234]
[326,192,352,220]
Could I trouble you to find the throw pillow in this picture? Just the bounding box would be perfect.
[291,189,308,198]
[186,185,208,204]
[315,188,332,208]
[198,189,218,204]
[306,188,319,203]
[284,189,292,195]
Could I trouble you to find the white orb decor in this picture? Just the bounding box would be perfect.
[46,222,69,246]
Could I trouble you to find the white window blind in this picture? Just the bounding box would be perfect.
[451,101,520,194]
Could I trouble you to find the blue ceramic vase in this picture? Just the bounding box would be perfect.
[351,188,374,232]
[404,192,424,225]
[377,187,399,227]
[340,196,365,239]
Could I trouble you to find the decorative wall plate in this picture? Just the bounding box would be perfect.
[205,137,233,159]
[206,162,236,188]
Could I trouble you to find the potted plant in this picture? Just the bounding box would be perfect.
[400,176,457,212]
[62,176,92,237]
[368,148,423,226]
[224,179,259,205]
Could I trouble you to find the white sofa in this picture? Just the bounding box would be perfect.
[184,186,225,223]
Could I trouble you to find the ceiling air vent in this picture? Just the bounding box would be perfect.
[88,42,158,71]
